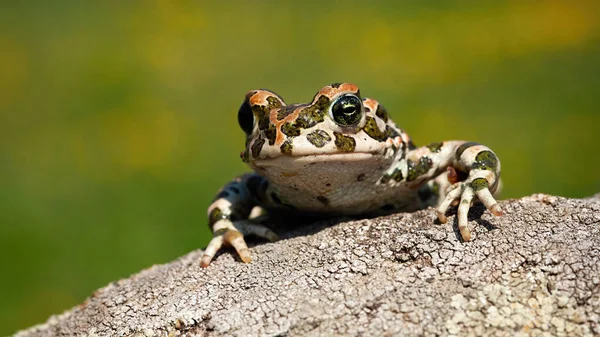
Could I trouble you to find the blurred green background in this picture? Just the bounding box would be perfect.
[1,0,599,334]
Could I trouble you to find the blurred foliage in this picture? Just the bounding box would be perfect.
[1,0,599,334]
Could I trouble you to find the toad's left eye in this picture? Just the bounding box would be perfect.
[330,94,363,126]
[238,100,255,135]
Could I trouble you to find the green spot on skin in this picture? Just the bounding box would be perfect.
[278,98,329,138]
[426,142,443,153]
[306,130,332,148]
[456,142,480,160]
[333,132,356,153]
[363,116,388,141]
[276,105,297,120]
[251,138,265,158]
[472,150,498,171]
[253,96,283,130]
[267,96,281,106]
[265,124,277,145]
[375,104,389,122]
[280,123,301,137]
[295,111,322,129]
[280,139,293,155]
[296,96,328,127]
[209,207,228,226]
[391,168,404,182]
[470,178,489,191]
[406,157,433,181]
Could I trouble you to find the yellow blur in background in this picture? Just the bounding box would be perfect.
[1,1,599,334]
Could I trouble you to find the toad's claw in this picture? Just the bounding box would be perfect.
[200,220,278,268]
[437,186,463,224]
[436,177,502,241]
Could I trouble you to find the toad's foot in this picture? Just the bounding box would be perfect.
[200,219,279,268]
[436,174,503,241]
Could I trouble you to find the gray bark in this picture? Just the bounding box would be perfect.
[15,194,600,337]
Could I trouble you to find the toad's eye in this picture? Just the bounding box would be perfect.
[330,94,363,126]
[238,100,254,135]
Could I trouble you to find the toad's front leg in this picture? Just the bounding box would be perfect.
[407,141,503,241]
[200,173,278,267]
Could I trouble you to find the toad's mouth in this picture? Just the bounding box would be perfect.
[251,152,375,168]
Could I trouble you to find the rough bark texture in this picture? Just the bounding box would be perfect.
[15,194,600,337]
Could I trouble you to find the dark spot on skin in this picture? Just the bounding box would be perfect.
[316,195,330,206]
[270,192,282,204]
[399,150,406,161]
[265,124,277,145]
[456,142,480,160]
[363,116,388,141]
[357,173,366,181]
[426,142,443,153]
[208,207,228,226]
[334,132,356,153]
[406,157,433,181]
[330,83,343,88]
[278,97,330,139]
[252,96,283,131]
[470,177,489,191]
[381,204,395,211]
[281,122,301,137]
[407,140,417,150]
[385,125,400,138]
[267,96,282,106]
[325,183,331,187]
[294,96,328,128]
[391,168,404,182]
[375,104,389,122]
[306,130,332,148]
[276,105,298,120]
[364,107,371,113]
[472,150,498,171]
[251,138,265,158]
[280,139,293,155]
